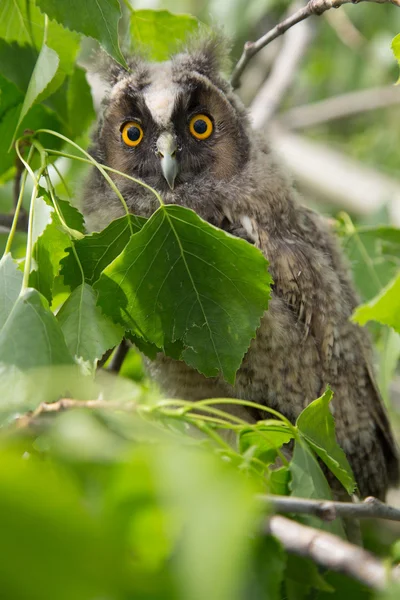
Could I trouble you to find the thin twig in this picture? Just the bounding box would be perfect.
[280,85,400,129]
[250,5,313,127]
[231,0,400,88]
[266,515,397,589]
[260,494,400,522]
[14,398,138,429]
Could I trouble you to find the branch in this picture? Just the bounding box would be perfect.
[231,0,400,88]
[266,515,398,589]
[250,7,313,127]
[0,212,28,232]
[14,398,137,429]
[260,494,400,522]
[280,85,400,129]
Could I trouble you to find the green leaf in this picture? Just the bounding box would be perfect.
[268,466,290,496]
[39,186,85,234]
[0,254,23,329]
[95,205,272,382]
[296,388,356,495]
[352,272,400,334]
[128,9,199,61]
[289,439,345,537]
[0,40,38,93]
[0,446,127,600]
[61,214,145,290]
[0,90,64,179]
[36,0,127,68]
[0,1,80,96]
[392,33,400,83]
[66,66,96,137]
[0,288,73,369]
[57,283,124,362]
[251,536,286,600]
[315,572,373,600]
[285,555,334,600]
[11,44,59,148]
[29,190,84,302]
[239,421,293,465]
[29,212,71,302]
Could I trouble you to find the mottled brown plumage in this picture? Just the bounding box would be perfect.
[84,36,399,499]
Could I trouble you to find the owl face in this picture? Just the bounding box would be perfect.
[97,45,251,196]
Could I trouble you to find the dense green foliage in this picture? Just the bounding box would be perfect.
[1,1,400,599]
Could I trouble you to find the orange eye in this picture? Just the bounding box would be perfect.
[121,121,143,147]
[189,114,213,140]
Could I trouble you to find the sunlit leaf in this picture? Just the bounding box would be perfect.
[11,44,59,147]
[95,205,272,382]
[392,33,400,83]
[128,9,199,61]
[37,0,127,67]
[57,283,124,362]
[239,420,293,465]
[0,1,79,97]
[61,214,145,290]
[29,189,84,302]
[352,271,400,334]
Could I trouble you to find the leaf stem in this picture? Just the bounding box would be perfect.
[4,146,34,255]
[192,398,296,431]
[42,169,85,285]
[15,141,46,291]
[51,161,71,198]
[44,148,165,208]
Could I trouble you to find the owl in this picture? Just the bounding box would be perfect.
[84,34,399,500]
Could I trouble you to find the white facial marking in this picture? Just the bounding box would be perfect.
[241,215,255,239]
[143,63,177,126]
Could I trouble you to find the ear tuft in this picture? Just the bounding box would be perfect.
[175,28,231,84]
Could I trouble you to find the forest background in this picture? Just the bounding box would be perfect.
[1,0,400,599]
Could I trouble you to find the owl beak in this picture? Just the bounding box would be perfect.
[157,133,179,190]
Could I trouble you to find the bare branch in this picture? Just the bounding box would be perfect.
[280,85,400,129]
[266,515,398,589]
[231,0,400,88]
[250,10,313,127]
[0,212,28,233]
[15,398,137,429]
[260,494,400,522]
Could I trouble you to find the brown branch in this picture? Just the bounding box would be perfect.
[260,494,400,522]
[280,85,400,129]
[250,8,313,127]
[266,515,398,589]
[0,212,28,233]
[14,398,137,429]
[230,0,400,88]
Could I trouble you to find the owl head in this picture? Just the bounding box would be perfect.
[92,34,251,200]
